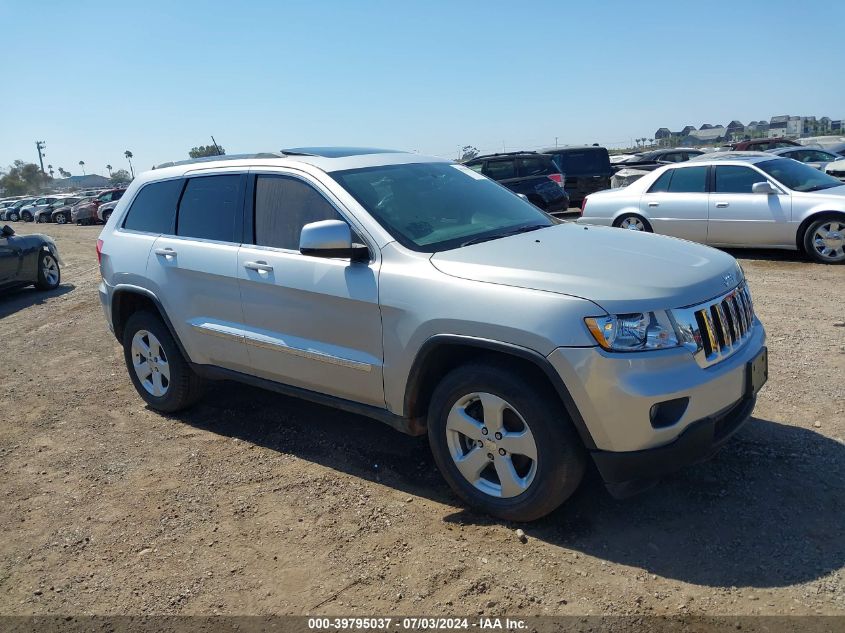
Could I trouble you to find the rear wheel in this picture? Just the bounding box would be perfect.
[613,213,653,232]
[102,210,112,222]
[55,213,67,225]
[803,216,845,264]
[22,212,32,222]
[35,250,60,290]
[8,211,19,222]
[122,311,206,413]
[427,360,586,522]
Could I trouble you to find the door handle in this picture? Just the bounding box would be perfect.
[648,202,659,207]
[244,261,273,273]
[154,248,176,258]
[715,202,730,208]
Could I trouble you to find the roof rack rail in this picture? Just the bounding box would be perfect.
[468,150,541,160]
[154,152,285,170]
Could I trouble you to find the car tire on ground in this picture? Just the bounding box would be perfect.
[427,359,586,522]
[802,215,845,265]
[613,213,653,232]
[122,311,206,413]
[8,212,19,222]
[34,249,61,291]
[55,213,67,225]
[102,210,112,222]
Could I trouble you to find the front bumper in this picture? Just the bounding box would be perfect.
[592,394,755,494]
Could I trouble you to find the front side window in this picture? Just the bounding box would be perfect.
[667,166,707,193]
[482,160,516,181]
[714,165,766,194]
[122,179,183,234]
[254,175,342,250]
[177,175,242,242]
[332,162,553,252]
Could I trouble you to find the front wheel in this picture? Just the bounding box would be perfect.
[803,216,845,264]
[35,250,60,290]
[8,212,19,222]
[613,213,653,232]
[122,311,206,413]
[55,213,67,225]
[427,360,586,522]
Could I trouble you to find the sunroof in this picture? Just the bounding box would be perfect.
[282,147,401,158]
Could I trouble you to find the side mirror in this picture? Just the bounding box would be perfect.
[2,224,15,237]
[752,181,778,195]
[299,220,369,261]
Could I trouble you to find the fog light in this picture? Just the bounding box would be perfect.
[649,397,689,428]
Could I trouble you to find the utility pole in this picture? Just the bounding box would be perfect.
[35,141,46,173]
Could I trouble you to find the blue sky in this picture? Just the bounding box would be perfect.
[1,0,843,177]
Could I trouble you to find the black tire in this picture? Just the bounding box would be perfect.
[802,215,845,265]
[613,213,653,232]
[121,311,206,413]
[22,212,32,222]
[427,359,586,522]
[35,250,60,290]
[8,212,18,222]
[102,210,112,222]
[55,213,67,225]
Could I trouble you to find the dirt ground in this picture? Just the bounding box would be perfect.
[1,222,843,617]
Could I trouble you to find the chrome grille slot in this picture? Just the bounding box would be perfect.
[676,281,757,368]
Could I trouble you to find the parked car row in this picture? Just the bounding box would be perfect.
[0,188,126,225]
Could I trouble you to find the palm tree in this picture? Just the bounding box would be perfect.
[106,164,113,176]
[124,150,134,178]
[47,164,54,178]
[78,160,86,175]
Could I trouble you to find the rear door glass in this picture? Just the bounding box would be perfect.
[482,160,516,181]
[667,166,707,193]
[177,175,243,243]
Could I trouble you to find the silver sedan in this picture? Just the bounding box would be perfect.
[578,155,845,264]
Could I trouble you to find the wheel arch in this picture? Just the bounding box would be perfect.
[404,335,597,449]
[111,287,192,363]
[795,210,845,252]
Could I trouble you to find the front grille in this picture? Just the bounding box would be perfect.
[675,282,755,368]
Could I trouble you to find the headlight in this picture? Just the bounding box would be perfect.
[585,311,680,352]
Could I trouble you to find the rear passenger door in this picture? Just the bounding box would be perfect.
[145,172,250,370]
[236,170,384,406]
[639,165,709,243]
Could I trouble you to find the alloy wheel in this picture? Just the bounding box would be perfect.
[41,254,59,286]
[445,392,538,498]
[620,216,645,231]
[812,221,845,262]
[131,330,171,397]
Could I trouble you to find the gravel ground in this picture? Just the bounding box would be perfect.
[0,222,843,617]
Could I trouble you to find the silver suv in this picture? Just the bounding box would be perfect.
[97,148,768,521]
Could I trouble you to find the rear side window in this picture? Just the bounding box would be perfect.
[177,175,243,243]
[714,165,765,194]
[483,160,516,181]
[549,149,611,176]
[254,175,342,250]
[517,157,555,177]
[648,170,673,193]
[122,179,183,234]
[667,166,707,193]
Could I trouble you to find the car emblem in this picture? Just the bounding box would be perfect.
[723,273,734,287]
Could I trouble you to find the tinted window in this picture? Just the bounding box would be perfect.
[122,179,183,234]
[667,166,707,193]
[466,163,484,173]
[714,166,766,193]
[648,170,673,193]
[254,175,342,250]
[757,158,842,192]
[549,148,611,176]
[483,160,516,180]
[177,175,242,242]
[517,157,555,177]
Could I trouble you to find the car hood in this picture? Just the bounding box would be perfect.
[430,223,743,314]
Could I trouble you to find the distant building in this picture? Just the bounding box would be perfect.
[685,126,727,145]
[726,120,745,137]
[699,123,715,130]
[654,127,673,140]
[680,126,696,136]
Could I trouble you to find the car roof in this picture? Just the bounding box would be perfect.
[539,146,607,153]
[143,148,449,183]
[689,152,776,163]
[466,151,546,162]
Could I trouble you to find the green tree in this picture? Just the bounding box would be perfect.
[0,160,51,195]
[459,145,479,161]
[189,144,225,158]
[124,150,134,178]
[58,167,71,178]
[78,160,86,175]
[106,164,113,176]
[110,169,132,185]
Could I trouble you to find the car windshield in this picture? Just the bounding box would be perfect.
[757,158,843,192]
[332,162,554,252]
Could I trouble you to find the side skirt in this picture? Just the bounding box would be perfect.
[190,363,426,437]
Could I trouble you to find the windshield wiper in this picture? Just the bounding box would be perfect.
[460,224,549,247]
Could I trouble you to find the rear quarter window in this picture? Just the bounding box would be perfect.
[482,160,517,181]
[122,179,184,234]
[517,156,556,177]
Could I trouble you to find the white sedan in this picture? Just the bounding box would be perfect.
[578,155,845,264]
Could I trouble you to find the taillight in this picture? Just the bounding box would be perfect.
[580,197,588,216]
[96,239,103,264]
[547,173,563,185]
